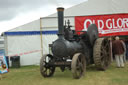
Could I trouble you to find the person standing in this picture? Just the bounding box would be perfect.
[112,36,125,68]
[121,40,126,63]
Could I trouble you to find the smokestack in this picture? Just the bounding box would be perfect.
[57,7,64,38]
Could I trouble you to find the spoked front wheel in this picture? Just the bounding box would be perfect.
[40,54,55,77]
[71,53,86,79]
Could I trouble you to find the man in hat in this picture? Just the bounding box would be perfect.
[112,36,125,68]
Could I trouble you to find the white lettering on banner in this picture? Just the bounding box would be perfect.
[117,18,123,28]
[106,19,112,29]
[83,18,128,34]
[98,20,104,30]
[123,18,128,27]
[84,19,93,31]
[112,19,117,28]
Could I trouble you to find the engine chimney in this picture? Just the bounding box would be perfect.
[57,7,64,38]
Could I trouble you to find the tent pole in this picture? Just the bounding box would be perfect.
[40,18,43,57]
[4,34,8,56]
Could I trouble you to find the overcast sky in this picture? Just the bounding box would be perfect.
[0,0,87,34]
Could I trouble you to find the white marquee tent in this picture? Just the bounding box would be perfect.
[3,0,128,66]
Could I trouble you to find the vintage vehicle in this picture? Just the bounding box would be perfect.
[40,7,111,79]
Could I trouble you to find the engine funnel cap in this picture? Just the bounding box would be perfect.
[57,7,64,11]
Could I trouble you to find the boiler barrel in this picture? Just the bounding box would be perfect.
[52,39,83,57]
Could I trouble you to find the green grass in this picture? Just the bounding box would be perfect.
[0,62,128,85]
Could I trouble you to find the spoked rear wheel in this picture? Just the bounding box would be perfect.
[40,54,55,77]
[93,38,111,70]
[71,53,86,79]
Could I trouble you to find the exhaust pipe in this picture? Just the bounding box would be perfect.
[57,7,64,38]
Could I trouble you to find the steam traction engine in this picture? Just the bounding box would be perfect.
[40,7,111,79]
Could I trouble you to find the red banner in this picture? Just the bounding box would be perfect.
[75,14,128,37]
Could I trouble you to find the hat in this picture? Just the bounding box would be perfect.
[115,36,119,40]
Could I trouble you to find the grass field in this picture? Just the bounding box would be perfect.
[0,62,128,85]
